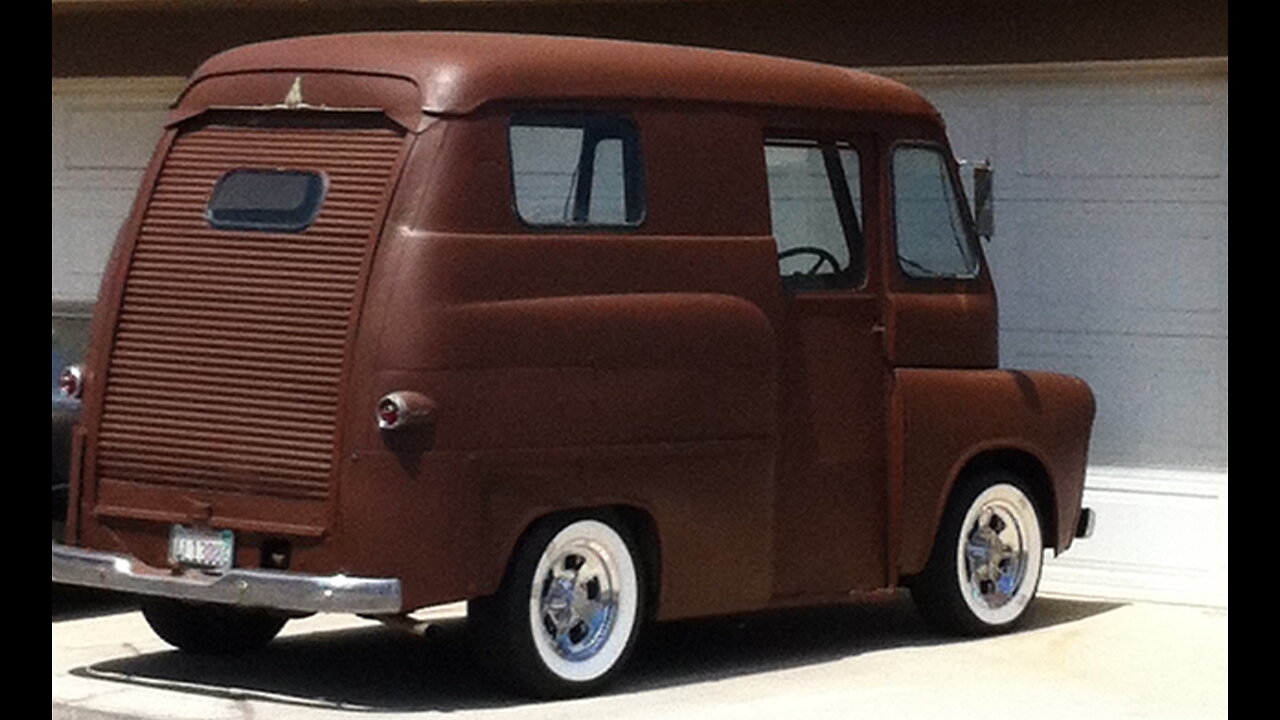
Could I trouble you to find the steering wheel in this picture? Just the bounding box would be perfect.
[778,246,841,275]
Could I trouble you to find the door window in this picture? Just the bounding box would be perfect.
[765,140,864,290]
[892,146,980,279]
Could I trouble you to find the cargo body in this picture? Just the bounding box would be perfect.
[54,33,1096,697]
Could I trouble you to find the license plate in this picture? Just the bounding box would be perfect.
[168,525,235,571]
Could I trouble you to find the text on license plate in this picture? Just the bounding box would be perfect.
[169,525,235,570]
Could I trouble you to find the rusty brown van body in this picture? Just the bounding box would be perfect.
[54,32,1094,690]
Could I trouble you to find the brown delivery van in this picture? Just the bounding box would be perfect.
[53,32,1097,698]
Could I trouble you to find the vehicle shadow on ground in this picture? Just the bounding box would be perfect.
[53,583,139,622]
[70,595,1123,712]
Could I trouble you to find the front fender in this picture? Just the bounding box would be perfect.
[892,369,1095,577]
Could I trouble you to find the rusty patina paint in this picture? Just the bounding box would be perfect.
[67,33,1093,621]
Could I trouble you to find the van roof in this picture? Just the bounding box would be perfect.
[183,32,939,120]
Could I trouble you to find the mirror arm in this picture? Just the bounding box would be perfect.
[962,156,995,241]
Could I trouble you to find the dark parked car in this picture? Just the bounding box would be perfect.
[52,308,89,539]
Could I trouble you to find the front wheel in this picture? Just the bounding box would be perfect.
[911,473,1045,635]
[141,598,287,654]
[470,514,644,698]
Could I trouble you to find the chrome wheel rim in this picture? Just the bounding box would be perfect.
[955,484,1042,625]
[964,502,1028,608]
[535,540,619,661]
[527,519,638,683]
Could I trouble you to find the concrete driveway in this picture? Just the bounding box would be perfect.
[52,588,1226,720]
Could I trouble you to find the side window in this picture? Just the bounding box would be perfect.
[892,146,980,279]
[509,114,644,227]
[765,140,864,291]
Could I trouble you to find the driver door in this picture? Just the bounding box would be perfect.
[766,136,891,599]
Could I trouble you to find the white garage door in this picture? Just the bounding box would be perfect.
[51,64,1228,605]
[881,59,1228,605]
[52,77,185,303]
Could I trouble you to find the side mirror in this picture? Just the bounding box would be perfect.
[971,160,994,239]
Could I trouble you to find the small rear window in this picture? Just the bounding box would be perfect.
[206,170,327,233]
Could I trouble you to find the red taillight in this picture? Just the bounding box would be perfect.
[377,398,400,428]
[59,365,83,399]
[376,391,436,431]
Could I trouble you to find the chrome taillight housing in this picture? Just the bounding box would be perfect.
[376,391,435,431]
[59,364,84,400]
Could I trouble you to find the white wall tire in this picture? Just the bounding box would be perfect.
[470,513,644,698]
[527,519,640,683]
[912,473,1045,635]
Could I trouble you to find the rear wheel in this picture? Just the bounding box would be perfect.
[470,513,644,698]
[141,598,287,654]
[912,472,1044,635]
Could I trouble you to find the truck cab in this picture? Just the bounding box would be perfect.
[53,32,1095,698]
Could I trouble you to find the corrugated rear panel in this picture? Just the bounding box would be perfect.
[96,123,405,500]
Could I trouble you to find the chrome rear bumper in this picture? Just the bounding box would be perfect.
[52,544,402,614]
